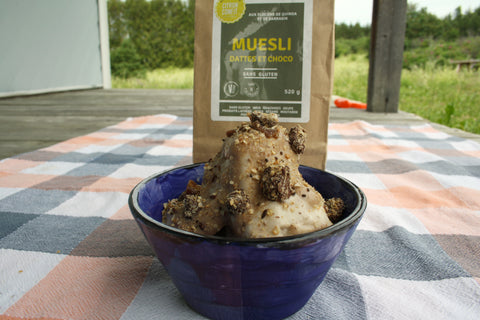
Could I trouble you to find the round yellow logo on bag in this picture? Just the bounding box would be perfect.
[215,0,246,23]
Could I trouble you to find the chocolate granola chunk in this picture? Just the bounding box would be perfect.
[226,190,250,215]
[249,111,278,128]
[226,129,236,137]
[248,111,280,138]
[289,125,306,154]
[324,197,344,223]
[163,199,179,218]
[183,194,203,218]
[178,180,201,200]
[261,165,295,201]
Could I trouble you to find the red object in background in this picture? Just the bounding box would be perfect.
[334,98,367,110]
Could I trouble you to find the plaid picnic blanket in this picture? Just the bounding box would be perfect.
[1,114,479,320]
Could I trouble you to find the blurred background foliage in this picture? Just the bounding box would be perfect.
[107,0,480,77]
[108,0,194,78]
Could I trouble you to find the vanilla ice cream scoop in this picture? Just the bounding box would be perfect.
[162,112,343,238]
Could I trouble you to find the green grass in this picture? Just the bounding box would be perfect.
[112,56,480,134]
[400,62,480,134]
[332,54,369,103]
[333,54,480,134]
[112,67,193,89]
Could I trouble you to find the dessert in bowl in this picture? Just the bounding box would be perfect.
[128,113,367,319]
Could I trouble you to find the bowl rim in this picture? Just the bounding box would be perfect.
[129,163,367,246]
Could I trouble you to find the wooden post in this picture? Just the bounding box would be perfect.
[367,0,407,113]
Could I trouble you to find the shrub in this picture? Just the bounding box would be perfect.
[108,0,194,71]
[124,0,194,69]
[335,37,370,57]
[110,39,146,79]
[403,37,480,69]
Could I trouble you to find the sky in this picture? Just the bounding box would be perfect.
[335,0,480,25]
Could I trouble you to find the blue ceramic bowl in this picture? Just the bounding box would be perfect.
[129,163,366,320]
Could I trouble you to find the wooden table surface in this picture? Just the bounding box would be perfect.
[1,89,478,160]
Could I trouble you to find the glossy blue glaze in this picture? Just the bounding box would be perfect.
[129,164,367,320]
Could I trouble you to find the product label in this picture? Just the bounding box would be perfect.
[211,0,312,122]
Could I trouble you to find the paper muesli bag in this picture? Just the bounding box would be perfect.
[193,0,334,169]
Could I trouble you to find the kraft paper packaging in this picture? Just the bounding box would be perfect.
[193,0,334,170]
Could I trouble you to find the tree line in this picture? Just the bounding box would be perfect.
[107,0,480,77]
[406,4,480,41]
[335,4,480,40]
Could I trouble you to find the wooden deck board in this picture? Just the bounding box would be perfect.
[0,89,478,160]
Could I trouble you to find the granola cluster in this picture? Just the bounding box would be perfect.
[261,165,295,201]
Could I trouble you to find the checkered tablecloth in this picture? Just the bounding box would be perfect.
[1,114,479,319]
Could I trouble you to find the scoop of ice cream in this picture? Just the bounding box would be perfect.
[162,112,343,238]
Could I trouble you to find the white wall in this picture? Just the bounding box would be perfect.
[0,0,111,97]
